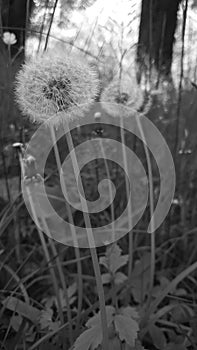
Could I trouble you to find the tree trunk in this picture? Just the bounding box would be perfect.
[136,0,181,83]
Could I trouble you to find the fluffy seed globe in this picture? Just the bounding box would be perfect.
[101,76,144,118]
[15,52,99,125]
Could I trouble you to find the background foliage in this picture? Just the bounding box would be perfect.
[1,1,197,350]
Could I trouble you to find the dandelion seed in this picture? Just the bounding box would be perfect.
[100,75,144,118]
[3,32,17,45]
[15,51,99,126]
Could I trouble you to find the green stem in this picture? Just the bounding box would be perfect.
[99,138,115,239]
[136,115,155,306]
[120,117,133,280]
[24,181,64,325]
[98,138,117,308]
[19,153,70,339]
[63,122,109,350]
[49,125,83,335]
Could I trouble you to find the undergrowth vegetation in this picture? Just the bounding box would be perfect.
[1,1,197,350]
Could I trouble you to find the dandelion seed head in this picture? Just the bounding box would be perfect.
[115,92,129,105]
[101,75,144,118]
[15,52,99,126]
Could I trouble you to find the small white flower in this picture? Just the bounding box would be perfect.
[3,32,17,45]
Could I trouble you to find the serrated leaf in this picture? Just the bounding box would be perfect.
[114,271,127,285]
[99,243,128,274]
[109,255,128,274]
[102,273,111,284]
[86,306,115,328]
[120,306,140,321]
[114,315,139,347]
[99,256,109,270]
[2,297,40,323]
[73,325,102,350]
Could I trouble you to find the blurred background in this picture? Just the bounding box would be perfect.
[1,1,197,349]
[1,0,197,206]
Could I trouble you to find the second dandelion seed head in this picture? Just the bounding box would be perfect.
[101,75,144,118]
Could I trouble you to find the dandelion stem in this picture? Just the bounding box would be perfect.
[98,138,115,240]
[120,117,133,280]
[19,153,72,343]
[22,180,64,324]
[98,137,117,307]
[136,114,155,307]
[49,124,83,336]
[62,122,109,350]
